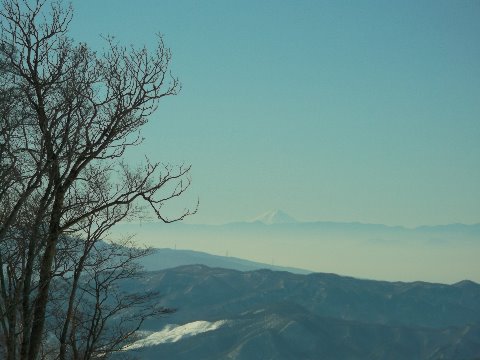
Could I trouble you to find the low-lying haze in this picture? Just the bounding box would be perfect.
[111,211,480,284]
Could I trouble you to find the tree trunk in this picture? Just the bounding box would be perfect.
[27,192,64,359]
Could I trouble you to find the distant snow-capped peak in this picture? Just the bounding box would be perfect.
[251,209,297,225]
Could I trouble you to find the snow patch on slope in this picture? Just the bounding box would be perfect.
[123,320,229,350]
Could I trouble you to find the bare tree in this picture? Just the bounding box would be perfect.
[0,0,195,358]
[46,234,175,360]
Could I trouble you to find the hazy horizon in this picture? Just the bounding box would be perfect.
[2,1,478,357]
[110,217,480,284]
[69,0,479,228]
[70,1,479,284]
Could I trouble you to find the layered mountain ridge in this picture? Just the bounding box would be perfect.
[118,265,480,359]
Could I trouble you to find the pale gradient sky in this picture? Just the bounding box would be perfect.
[69,0,480,227]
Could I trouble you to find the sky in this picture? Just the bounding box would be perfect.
[68,0,480,227]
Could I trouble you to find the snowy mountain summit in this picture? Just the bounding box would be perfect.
[251,209,297,225]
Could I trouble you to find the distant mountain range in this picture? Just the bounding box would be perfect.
[111,213,480,283]
[115,209,480,234]
[240,209,480,230]
[117,265,480,360]
[106,212,480,358]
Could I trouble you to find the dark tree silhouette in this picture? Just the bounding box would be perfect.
[0,0,195,358]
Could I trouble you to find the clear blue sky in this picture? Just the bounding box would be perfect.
[69,0,480,227]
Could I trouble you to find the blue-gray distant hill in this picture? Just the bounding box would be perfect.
[139,248,311,274]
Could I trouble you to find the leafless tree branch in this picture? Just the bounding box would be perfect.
[0,0,196,359]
